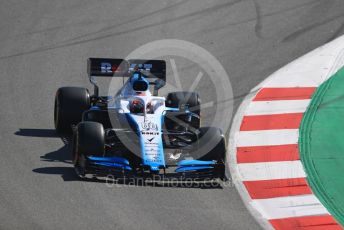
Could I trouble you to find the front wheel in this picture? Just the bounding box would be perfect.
[187,127,226,180]
[193,127,226,162]
[75,121,105,157]
[73,122,105,177]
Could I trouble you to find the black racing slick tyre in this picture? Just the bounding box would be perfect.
[197,127,226,162]
[166,92,201,116]
[76,122,105,157]
[166,92,201,129]
[54,87,90,133]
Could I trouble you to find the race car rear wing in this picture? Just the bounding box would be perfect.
[87,58,166,96]
[128,59,166,82]
[128,59,166,95]
[87,58,166,79]
[87,58,129,77]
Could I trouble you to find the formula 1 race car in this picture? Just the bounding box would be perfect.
[54,58,226,182]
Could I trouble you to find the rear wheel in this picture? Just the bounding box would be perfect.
[54,87,90,134]
[165,92,201,129]
[166,91,201,115]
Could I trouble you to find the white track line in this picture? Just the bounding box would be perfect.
[236,129,299,147]
[251,194,329,219]
[237,161,306,181]
[245,100,310,115]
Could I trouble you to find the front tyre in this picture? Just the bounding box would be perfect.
[197,127,226,162]
[73,122,105,177]
[76,121,105,157]
[197,127,226,180]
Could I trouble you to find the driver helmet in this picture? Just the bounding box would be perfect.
[130,99,144,114]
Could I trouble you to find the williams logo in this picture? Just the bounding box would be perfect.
[141,121,158,131]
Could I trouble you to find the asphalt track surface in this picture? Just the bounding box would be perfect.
[1,0,344,229]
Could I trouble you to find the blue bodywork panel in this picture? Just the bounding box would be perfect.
[176,159,216,173]
[178,159,216,166]
[87,156,132,171]
[175,166,214,173]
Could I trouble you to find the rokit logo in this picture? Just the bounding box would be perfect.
[101,62,120,73]
[141,131,159,135]
[141,121,158,131]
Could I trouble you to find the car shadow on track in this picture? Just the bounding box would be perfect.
[15,128,80,181]
[16,128,223,189]
[15,128,72,164]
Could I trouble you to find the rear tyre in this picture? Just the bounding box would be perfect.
[54,87,90,134]
[166,91,201,115]
[165,92,201,129]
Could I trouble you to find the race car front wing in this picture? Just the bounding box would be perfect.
[79,156,225,181]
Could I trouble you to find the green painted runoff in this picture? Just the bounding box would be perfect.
[300,66,344,226]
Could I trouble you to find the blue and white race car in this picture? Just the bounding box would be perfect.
[54,58,226,182]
